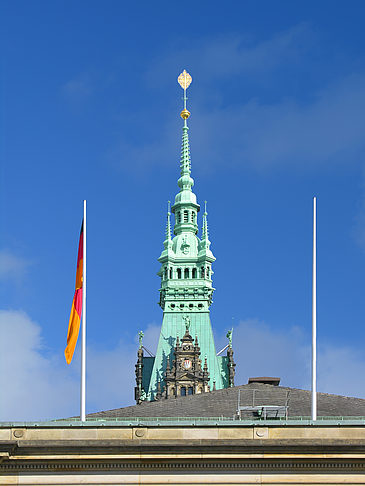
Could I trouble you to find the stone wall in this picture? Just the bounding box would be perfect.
[1,423,365,485]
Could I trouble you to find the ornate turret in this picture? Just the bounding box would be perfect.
[135,70,236,402]
[226,329,236,387]
[134,331,144,404]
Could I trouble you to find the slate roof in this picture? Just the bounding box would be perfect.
[89,383,365,419]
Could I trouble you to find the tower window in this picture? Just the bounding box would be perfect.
[184,268,189,279]
[177,268,182,279]
[191,212,195,223]
[169,267,172,279]
[192,268,197,279]
[206,267,210,278]
[184,210,188,222]
[164,267,168,279]
[201,267,205,278]
[188,387,193,395]
[177,212,181,223]
[181,387,186,396]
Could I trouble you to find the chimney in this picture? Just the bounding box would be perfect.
[248,377,280,386]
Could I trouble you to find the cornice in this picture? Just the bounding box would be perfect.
[4,438,365,454]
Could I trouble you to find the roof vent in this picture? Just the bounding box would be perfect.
[248,377,280,386]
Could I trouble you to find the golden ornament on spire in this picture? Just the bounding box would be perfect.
[178,70,192,90]
[180,108,191,120]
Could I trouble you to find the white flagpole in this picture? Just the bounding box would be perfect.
[81,199,86,421]
[311,196,317,421]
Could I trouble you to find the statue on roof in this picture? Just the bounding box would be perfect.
[226,328,233,347]
[183,315,191,333]
[138,331,144,349]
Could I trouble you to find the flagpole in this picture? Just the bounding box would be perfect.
[311,196,317,421]
[81,199,86,421]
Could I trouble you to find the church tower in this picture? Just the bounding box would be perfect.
[135,70,235,403]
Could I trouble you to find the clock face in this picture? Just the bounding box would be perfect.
[183,359,192,370]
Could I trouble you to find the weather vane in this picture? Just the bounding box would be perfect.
[178,69,192,123]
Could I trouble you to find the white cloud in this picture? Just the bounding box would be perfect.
[0,310,78,421]
[147,23,313,85]
[1,311,364,422]
[0,250,31,283]
[230,318,365,399]
[116,73,365,175]
[0,310,161,421]
[86,323,160,414]
[62,74,94,99]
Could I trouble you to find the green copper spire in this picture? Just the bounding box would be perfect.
[178,125,193,191]
[137,70,234,403]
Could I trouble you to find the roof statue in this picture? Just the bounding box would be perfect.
[138,330,144,349]
[183,315,191,333]
[226,328,233,347]
[134,71,236,403]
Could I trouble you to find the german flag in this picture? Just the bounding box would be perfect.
[64,222,83,364]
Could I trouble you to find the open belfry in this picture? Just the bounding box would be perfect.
[135,70,236,403]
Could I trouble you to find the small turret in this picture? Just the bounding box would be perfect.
[134,331,144,403]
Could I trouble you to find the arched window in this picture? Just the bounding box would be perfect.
[164,267,168,279]
[184,268,189,279]
[171,387,175,397]
[183,210,188,222]
[201,267,205,278]
[169,267,172,279]
[177,268,182,279]
[206,267,210,278]
[188,387,193,395]
[181,387,186,396]
[192,268,197,279]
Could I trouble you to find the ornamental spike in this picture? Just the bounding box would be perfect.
[202,200,209,241]
[166,201,171,241]
[163,201,172,249]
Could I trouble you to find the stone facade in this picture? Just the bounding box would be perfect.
[164,324,210,398]
[1,421,365,484]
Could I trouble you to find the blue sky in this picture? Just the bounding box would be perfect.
[1,0,365,420]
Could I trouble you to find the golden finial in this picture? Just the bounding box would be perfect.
[178,70,192,90]
[178,70,192,121]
